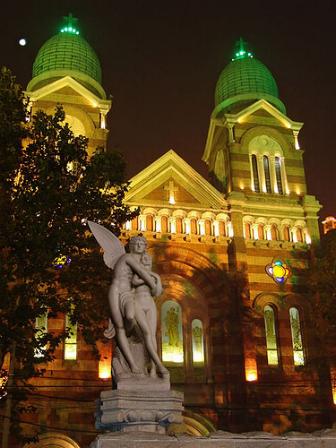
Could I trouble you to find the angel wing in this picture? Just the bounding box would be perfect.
[87,221,125,269]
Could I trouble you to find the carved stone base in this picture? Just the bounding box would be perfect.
[90,429,336,448]
[95,389,184,433]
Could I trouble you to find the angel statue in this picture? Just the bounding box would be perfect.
[88,221,169,385]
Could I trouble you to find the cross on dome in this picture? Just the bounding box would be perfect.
[232,37,253,61]
[60,13,80,35]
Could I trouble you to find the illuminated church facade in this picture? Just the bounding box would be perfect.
[20,16,333,448]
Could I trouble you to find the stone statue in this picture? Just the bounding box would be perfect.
[88,221,168,385]
[88,221,183,434]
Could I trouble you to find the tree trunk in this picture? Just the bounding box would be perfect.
[1,344,15,448]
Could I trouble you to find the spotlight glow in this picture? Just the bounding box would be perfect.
[19,38,27,46]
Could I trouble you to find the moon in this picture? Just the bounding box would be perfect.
[19,38,27,46]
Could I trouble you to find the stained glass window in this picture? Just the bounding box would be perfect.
[192,319,204,365]
[264,306,279,365]
[161,301,183,364]
[289,307,305,366]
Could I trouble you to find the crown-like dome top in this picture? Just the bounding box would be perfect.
[27,14,105,99]
[214,39,286,115]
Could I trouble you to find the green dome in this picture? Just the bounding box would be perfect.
[28,16,105,99]
[33,33,101,83]
[214,40,286,114]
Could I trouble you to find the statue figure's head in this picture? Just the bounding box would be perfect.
[129,236,147,254]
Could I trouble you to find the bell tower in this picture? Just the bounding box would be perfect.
[25,14,111,155]
[203,39,321,242]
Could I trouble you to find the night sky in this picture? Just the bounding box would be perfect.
[1,1,335,217]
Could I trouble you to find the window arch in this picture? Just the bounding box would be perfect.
[161,301,183,364]
[263,306,279,366]
[191,319,205,365]
[289,307,305,366]
[263,155,272,193]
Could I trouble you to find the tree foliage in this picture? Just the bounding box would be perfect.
[0,67,137,439]
[306,229,336,340]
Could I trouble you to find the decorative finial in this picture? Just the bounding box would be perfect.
[232,37,253,61]
[60,13,80,35]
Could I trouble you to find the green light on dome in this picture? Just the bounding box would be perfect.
[232,37,254,61]
[60,13,80,35]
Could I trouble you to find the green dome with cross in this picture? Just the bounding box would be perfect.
[214,39,286,115]
[28,14,105,98]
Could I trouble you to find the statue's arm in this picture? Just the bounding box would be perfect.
[126,257,157,290]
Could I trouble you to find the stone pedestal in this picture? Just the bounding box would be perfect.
[96,385,183,433]
[90,429,336,448]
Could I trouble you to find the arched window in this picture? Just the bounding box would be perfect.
[190,218,197,234]
[146,215,153,231]
[275,157,283,194]
[296,227,303,243]
[192,319,205,365]
[251,154,260,192]
[264,306,279,366]
[205,219,212,236]
[263,155,272,193]
[161,216,168,233]
[219,221,226,237]
[283,225,291,241]
[244,222,252,239]
[161,301,183,364]
[289,307,305,366]
[176,218,183,233]
[271,224,279,241]
[258,223,265,240]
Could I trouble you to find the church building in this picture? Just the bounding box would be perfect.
[19,15,333,448]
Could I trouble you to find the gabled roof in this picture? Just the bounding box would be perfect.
[125,150,227,210]
[227,99,303,130]
[25,76,111,113]
[203,99,303,163]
